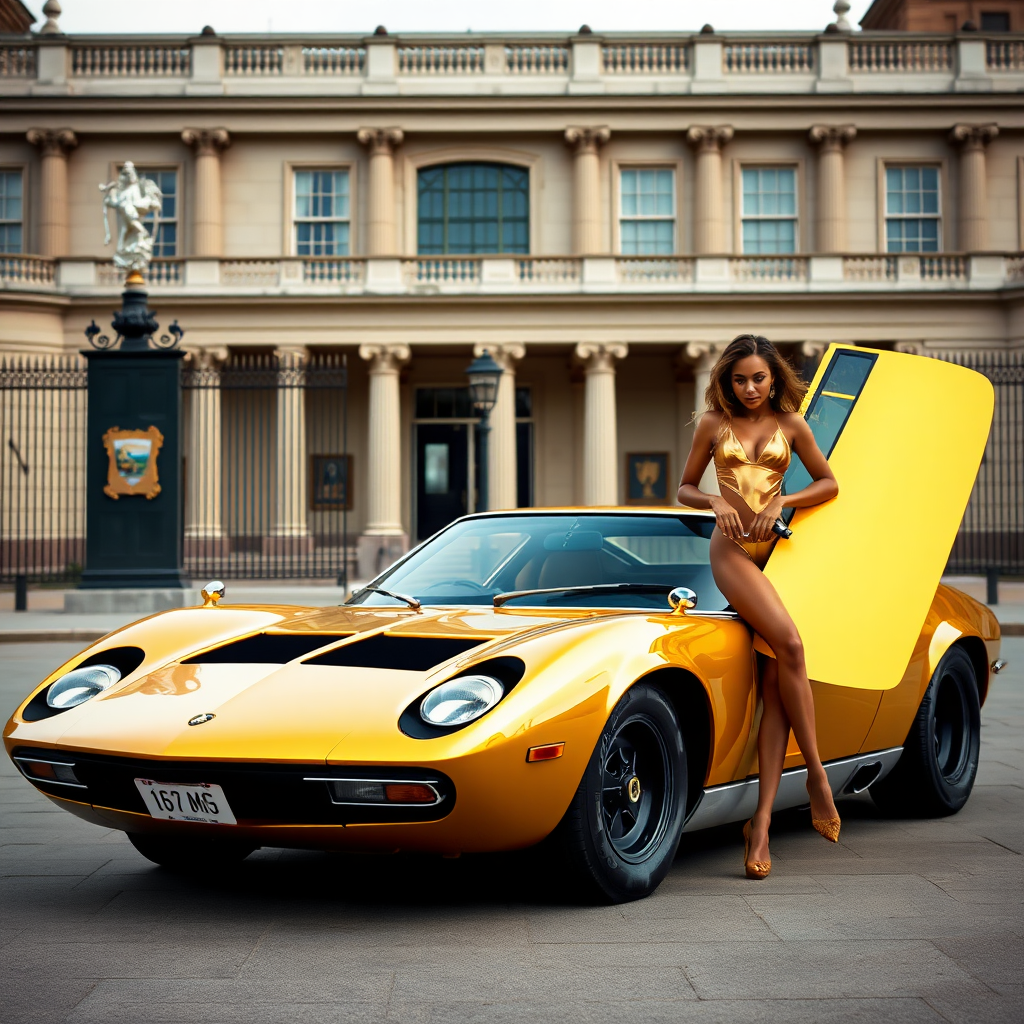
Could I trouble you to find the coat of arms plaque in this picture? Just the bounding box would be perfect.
[102,426,164,500]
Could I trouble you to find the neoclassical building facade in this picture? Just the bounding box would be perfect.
[1,17,1023,575]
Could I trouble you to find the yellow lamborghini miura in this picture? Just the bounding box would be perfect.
[4,346,1002,902]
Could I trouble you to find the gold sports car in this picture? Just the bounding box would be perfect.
[4,346,1002,902]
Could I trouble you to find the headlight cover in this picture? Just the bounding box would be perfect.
[46,664,121,710]
[420,674,504,727]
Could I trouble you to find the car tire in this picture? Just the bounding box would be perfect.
[871,645,981,817]
[551,682,687,904]
[127,832,259,870]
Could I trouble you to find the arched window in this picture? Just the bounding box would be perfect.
[417,162,529,254]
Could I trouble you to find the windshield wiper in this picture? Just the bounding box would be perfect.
[493,583,672,608]
[353,586,422,611]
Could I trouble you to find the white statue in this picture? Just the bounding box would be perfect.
[99,161,163,275]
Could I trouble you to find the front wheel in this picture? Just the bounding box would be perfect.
[551,683,687,903]
[871,645,981,817]
[127,832,259,871]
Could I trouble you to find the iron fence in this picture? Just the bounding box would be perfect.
[0,356,88,589]
[182,351,351,584]
[941,349,1023,589]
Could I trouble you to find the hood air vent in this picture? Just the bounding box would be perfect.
[304,634,489,671]
[182,633,353,665]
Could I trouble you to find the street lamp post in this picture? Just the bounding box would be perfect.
[465,349,504,513]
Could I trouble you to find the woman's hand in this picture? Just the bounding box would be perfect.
[709,495,746,541]
[749,497,785,543]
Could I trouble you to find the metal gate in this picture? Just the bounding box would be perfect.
[942,349,1023,586]
[0,356,88,586]
[182,351,350,584]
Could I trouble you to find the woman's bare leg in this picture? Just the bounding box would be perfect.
[748,656,790,863]
[710,531,840,854]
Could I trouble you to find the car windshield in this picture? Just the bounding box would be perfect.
[348,513,728,610]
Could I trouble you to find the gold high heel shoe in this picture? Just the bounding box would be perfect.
[742,820,771,880]
[812,816,841,843]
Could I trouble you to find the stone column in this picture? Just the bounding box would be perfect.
[184,347,229,558]
[809,124,856,253]
[265,346,312,554]
[950,123,999,252]
[564,126,611,254]
[181,128,231,256]
[358,343,410,578]
[686,126,733,254]
[357,128,404,255]
[26,128,77,257]
[474,343,525,511]
[685,342,725,494]
[575,343,627,505]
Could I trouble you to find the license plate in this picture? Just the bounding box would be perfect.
[134,779,237,825]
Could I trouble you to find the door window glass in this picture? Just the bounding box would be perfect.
[424,443,449,494]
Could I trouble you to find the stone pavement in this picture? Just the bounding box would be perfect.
[0,640,1021,1023]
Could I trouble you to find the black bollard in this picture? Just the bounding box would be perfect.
[14,574,27,612]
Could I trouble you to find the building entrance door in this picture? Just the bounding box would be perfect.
[415,422,469,541]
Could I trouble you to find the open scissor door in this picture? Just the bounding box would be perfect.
[755,345,993,690]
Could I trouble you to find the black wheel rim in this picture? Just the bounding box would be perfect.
[600,714,673,864]
[932,670,970,784]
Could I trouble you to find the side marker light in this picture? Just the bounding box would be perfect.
[527,742,565,763]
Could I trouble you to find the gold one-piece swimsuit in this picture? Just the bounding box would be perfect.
[713,418,791,566]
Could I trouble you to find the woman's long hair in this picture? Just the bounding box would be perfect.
[704,334,807,417]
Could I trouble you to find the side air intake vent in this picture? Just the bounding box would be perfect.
[303,634,489,671]
[182,633,352,665]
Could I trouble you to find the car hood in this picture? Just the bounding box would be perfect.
[16,603,652,763]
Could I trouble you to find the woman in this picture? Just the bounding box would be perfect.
[677,335,840,879]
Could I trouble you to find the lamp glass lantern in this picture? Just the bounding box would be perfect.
[464,350,504,513]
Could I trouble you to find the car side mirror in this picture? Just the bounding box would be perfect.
[667,587,697,615]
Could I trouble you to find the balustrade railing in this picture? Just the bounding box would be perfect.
[408,258,482,285]
[987,40,1024,71]
[0,256,55,288]
[398,46,485,74]
[0,45,36,77]
[724,43,813,73]
[616,258,695,284]
[843,256,897,283]
[505,45,569,74]
[602,43,688,74]
[918,255,968,281]
[303,46,365,75]
[516,258,581,284]
[71,45,190,76]
[730,257,809,283]
[848,41,953,72]
[220,260,280,287]
[303,259,366,285]
[225,46,284,75]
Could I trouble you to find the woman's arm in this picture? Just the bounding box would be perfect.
[677,414,746,541]
[749,415,839,541]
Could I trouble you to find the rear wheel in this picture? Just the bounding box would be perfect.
[551,683,687,903]
[871,646,981,817]
[127,832,259,870]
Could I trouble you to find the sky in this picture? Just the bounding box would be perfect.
[46,1,878,35]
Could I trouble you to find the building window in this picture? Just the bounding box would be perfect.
[981,12,1011,31]
[0,171,23,254]
[619,168,675,255]
[885,166,940,253]
[741,167,797,254]
[418,163,529,255]
[294,169,350,256]
[137,168,178,258]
